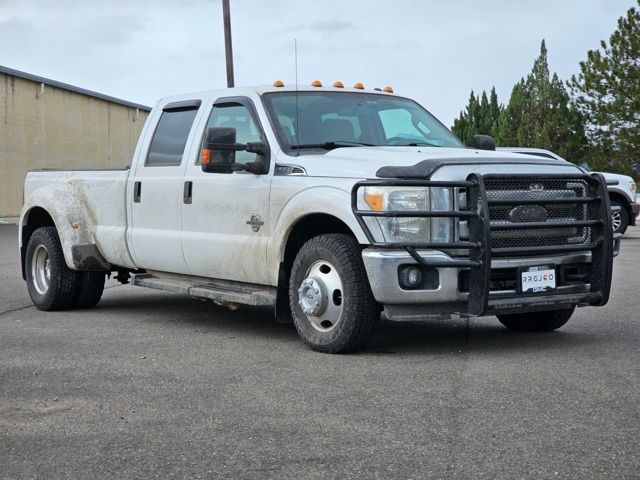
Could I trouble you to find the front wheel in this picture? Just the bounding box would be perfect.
[289,234,380,353]
[497,307,575,332]
[610,200,629,235]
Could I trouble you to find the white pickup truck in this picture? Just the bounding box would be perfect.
[20,83,618,353]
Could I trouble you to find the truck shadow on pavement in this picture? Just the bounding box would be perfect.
[97,290,600,357]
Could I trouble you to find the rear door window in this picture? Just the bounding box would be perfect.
[146,106,199,166]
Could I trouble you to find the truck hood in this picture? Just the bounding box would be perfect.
[292,146,582,179]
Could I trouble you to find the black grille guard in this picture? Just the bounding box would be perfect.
[351,173,615,316]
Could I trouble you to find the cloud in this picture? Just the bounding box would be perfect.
[0,0,634,126]
[0,17,35,41]
[81,14,145,47]
[293,19,354,33]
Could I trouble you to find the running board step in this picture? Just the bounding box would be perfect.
[132,272,276,307]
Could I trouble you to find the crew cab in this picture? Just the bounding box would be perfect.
[498,147,639,235]
[20,83,618,353]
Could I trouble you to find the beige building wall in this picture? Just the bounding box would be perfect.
[1,72,149,217]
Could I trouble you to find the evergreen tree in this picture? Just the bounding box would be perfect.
[494,40,587,163]
[488,87,501,129]
[494,79,529,147]
[569,1,640,175]
[451,88,502,146]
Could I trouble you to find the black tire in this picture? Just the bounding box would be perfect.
[71,271,105,309]
[497,307,575,332]
[289,234,380,353]
[25,227,78,311]
[610,200,629,235]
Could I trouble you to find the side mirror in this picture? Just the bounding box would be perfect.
[202,127,241,174]
[473,134,496,151]
[201,127,267,174]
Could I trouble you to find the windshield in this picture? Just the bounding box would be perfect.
[262,91,464,152]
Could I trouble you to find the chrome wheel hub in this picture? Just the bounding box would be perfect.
[31,244,51,295]
[298,278,325,317]
[611,211,621,231]
[297,260,344,333]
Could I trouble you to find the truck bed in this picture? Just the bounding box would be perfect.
[24,169,134,268]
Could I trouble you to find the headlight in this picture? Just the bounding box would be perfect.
[362,186,453,243]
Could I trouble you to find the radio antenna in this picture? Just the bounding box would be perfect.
[295,38,300,157]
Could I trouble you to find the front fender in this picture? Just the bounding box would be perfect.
[607,185,635,205]
[268,185,368,283]
[21,183,97,271]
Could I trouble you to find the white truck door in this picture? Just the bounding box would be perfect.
[128,100,202,274]
[182,97,271,285]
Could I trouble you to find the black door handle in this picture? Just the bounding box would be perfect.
[133,181,141,203]
[183,181,193,204]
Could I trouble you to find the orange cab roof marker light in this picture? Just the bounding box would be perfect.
[383,85,394,93]
[311,80,323,87]
[273,80,285,87]
[353,82,365,89]
[333,81,344,88]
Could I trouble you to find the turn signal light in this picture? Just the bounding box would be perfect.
[273,80,284,87]
[364,191,384,211]
[353,82,365,89]
[311,80,323,87]
[201,149,211,165]
[333,81,344,88]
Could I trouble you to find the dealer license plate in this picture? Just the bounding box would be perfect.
[520,266,556,293]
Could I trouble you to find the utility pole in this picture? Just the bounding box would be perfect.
[222,0,235,88]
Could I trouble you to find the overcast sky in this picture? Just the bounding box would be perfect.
[0,0,633,126]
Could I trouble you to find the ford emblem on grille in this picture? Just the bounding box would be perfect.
[529,183,544,192]
[509,205,548,223]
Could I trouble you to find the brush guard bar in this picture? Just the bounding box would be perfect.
[351,173,615,316]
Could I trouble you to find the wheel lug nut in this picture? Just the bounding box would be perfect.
[315,301,319,306]
[314,288,319,294]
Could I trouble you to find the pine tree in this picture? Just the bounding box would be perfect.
[451,88,503,146]
[569,1,640,175]
[494,40,587,163]
[488,87,501,129]
[493,79,529,147]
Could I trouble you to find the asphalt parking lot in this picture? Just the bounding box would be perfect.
[1,224,639,479]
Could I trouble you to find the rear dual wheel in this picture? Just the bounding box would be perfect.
[72,271,106,309]
[26,227,105,311]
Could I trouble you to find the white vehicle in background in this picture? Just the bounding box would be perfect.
[498,147,638,235]
[19,83,618,353]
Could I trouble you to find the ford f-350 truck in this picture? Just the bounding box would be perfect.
[19,83,618,353]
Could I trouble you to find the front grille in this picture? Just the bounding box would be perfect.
[352,173,612,316]
[484,178,595,253]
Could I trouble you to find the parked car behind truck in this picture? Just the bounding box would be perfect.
[20,83,618,353]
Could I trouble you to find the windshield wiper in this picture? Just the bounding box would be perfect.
[289,140,376,150]
[387,142,442,147]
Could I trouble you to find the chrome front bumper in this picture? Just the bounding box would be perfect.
[362,248,593,305]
